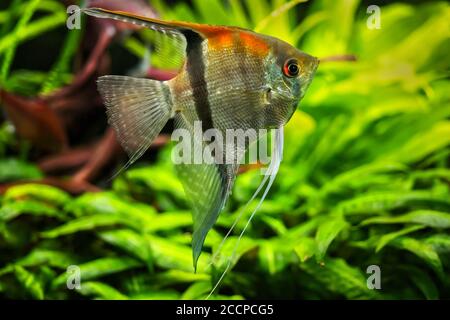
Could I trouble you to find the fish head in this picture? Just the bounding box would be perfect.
[262,36,319,128]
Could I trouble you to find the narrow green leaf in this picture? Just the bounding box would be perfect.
[362,210,450,229]
[78,282,129,300]
[181,281,211,300]
[387,121,450,164]
[14,266,44,300]
[294,237,317,262]
[405,267,439,300]
[16,248,77,269]
[41,215,134,238]
[3,183,71,206]
[66,192,156,225]
[0,11,67,55]
[53,257,142,287]
[1,0,41,81]
[375,225,425,252]
[99,229,152,266]
[145,212,192,232]
[258,241,291,274]
[299,258,380,299]
[391,237,444,279]
[157,270,210,288]
[130,290,179,300]
[147,235,210,273]
[0,159,43,182]
[337,191,450,215]
[315,216,348,261]
[0,200,61,221]
[425,234,450,253]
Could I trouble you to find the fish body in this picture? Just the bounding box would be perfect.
[83,8,318,269]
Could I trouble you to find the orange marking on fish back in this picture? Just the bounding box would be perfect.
[239,32,270,57]
[205,29,235,49]
[90,9,270,56]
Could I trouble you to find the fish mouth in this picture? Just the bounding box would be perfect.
[297,57,318,99]
[310,56,320,77]
[307,56,320,82]
[314,57,320,71]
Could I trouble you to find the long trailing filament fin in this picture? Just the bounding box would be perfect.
[206,127,284,299]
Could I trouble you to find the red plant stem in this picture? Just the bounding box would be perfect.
[48,27,115,100]
[72,130,171,183]
[320,54,357,63]
[72,128,123,183]
[0,90,68,152]
[38,144,96,174]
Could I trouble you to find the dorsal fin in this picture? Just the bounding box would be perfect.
[83,8,229,39]
[83,8,271,56]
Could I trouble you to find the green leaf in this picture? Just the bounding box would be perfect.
[53,257,142,287]
[152,270,210,288]
[66,192,156,226]
[362,210,450,229]
[425,234,450,253]
[181,281,211,300]
[320,162,408,195]
[40,24,83,94]
[15,248,77,269]
[211,236,258,272]
[404,267,439,300]
[130,290,179,300]
[258,240,291,274]
[391,237,444,279]
[1,0,41,81]
[294,237,317,262]
[336,191,450,215]
[375,225,425,252]
[125,166,186,201]
[41,214,134,238]
[78,282,128,300]
[315,215,349,261]
[3,183,71,206]
[299,258,380,299]
[99,229,152,266]
[0,200,61,221]
[0,159,43,182]
[192,0,230,25]
[0,11,67,55]
[145,211,192,232]
[147,235,210,273]
[14,266,44,300]
[387,121,450,164]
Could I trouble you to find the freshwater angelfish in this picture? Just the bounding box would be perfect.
[82,8,319,270]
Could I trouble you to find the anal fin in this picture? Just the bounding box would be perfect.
[173,114,236,271]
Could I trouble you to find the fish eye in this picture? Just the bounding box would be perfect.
[283,59,300,78]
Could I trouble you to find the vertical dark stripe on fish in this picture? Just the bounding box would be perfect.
[183,30,228,204]
[182,30,214,132]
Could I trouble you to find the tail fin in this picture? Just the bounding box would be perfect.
[97,76,173,166]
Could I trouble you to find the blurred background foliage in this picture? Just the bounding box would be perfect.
[0,0,449,300]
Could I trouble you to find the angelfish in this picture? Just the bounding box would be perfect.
[83,8,319,270]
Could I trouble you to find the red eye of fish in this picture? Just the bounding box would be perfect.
[283,59,300,78]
